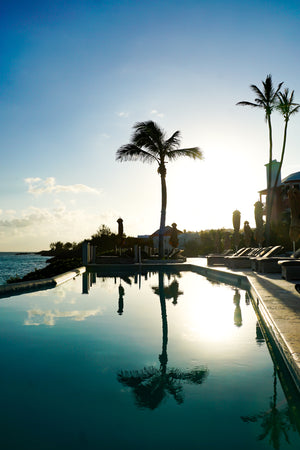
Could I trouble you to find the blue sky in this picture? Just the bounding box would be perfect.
[1,0,300,250]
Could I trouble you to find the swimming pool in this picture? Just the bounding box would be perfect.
[0,268,299,449]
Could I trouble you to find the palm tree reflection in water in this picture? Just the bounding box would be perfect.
[241,367,296,450]
[117,271,208,409]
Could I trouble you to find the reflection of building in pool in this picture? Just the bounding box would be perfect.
[259,160,300,223]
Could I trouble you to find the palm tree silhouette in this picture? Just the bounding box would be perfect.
[116,121,202,258]
[272,89,300,211]
[241,367,294,449]
[237,75,283,244]
[117,270,208,409]
[274,89,300,188]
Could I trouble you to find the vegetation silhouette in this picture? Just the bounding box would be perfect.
[117,270,208,409]
[116,121,202,258]
[237,74,283,244]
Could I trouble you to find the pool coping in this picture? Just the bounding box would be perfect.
[1,260,299,394]
[0,266,86,298]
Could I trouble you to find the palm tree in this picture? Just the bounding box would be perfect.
[275,89,300,186]
[116,121,202,258]
[237,75,283,244]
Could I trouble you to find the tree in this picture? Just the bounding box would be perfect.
[272,89,300,202]
[116,121,202,258]
[237,75,283,244]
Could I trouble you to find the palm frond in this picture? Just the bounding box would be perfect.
[116,144,159,164]
[167,147,203,161]
[165,130,181,151]
[290,105,300,115]
[276,88,300,120]
[132,121,165,153]
[236,101,262,108]
[250,84,265,100]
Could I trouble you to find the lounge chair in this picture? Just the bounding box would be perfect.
[278,249,300,280]
[225,247,268,270]
[207,248,243,267]
[225,247,264,269]
[251,246,285,272]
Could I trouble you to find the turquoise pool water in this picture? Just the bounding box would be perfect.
[0,268,299,449]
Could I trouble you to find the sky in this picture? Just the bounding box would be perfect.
[1,0,300,251]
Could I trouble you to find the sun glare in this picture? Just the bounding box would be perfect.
[171,279,239,343]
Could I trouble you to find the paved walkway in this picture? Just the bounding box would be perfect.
[187,258,300,393]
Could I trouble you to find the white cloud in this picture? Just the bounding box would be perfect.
[150,109,164,118]
[117,111,129,118]
[5,209,16,216]
[0,203,121,251]
[25,177,100,196]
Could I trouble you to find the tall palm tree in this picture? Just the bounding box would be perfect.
[269,89,300,222]
[116,121,202,258]
[237,75,283,244]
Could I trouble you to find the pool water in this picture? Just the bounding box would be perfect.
[0,268,299,449]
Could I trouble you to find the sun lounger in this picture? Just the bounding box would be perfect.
[206,249,237,266]
[255,247,300,274]
[224,247,268,269]
[279,260,300,280]
[251,246,285,272]
[225,247,268,270]
[278,249,300,280]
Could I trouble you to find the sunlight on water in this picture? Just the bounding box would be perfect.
[0,268,299,449]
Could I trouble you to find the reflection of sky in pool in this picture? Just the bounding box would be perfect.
[0,269,299,449]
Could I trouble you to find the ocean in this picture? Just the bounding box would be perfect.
[0,252,50,285]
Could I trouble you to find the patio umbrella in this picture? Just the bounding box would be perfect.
[117,217,124,237]
[243,221,252,247]
[232,210,241,250]
[117,217,124,248]
[288,187,300,251]
[254,201,264,247]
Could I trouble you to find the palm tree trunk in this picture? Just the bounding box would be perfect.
[265,115,273,245]
[269,119,289,223]
[159,171,167,259]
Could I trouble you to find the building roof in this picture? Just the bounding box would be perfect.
[282,171,300,184]
[151,226,183,237]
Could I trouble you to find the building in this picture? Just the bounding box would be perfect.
[259,160,300,223]
[150,225,183,254]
